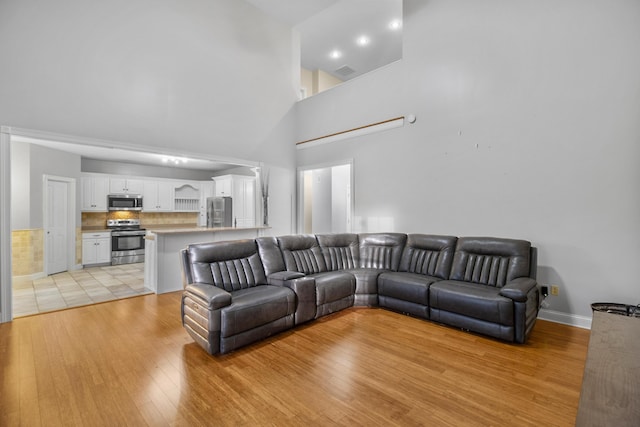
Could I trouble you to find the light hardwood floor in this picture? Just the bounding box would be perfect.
[0,292,590,426]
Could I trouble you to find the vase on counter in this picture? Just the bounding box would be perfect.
[262,196,269,226]
[260,166,270,227]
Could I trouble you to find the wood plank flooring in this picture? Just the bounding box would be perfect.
[0,292,590,426]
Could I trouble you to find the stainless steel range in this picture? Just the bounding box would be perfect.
[107,219,146,265]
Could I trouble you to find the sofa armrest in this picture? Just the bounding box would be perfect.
[499,278,538,302]
[267,271,306,286]
[275,276,317,325]
[185,283,232,310]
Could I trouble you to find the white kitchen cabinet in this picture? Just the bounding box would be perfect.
[81,175,109,211]
[214,177,232,197]
[233,176,255,227]
[82,232,111,266]
[109,177,144,194]
[142,180,174,211]
[198,181,215,226]
[213,175,255,227]
[174,182,200,212]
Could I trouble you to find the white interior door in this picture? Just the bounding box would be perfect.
[299,162,352,234]
[46,179,68,275]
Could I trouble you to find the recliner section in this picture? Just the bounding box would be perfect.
[277,234,356,319]
[378,234,457,319]
[181,233,541,355]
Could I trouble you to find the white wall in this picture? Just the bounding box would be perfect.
[331,164,350,233]
[11,142,82,229]
[312,168,333,233]
[296,0,640,322]
[10,142,30,230]
[0,0,298,168]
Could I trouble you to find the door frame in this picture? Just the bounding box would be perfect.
[296,159,354,235]
[43,174,77,276]
[0,128,11,322]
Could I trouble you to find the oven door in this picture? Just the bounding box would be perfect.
[111,231,145,264]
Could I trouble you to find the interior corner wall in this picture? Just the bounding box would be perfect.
[295,0,640,320]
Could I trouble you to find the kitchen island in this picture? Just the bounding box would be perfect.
[144,225,268,294]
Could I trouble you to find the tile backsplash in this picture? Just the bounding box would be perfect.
[82,212,198,227]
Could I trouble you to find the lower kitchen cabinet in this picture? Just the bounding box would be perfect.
[82,232,111,266]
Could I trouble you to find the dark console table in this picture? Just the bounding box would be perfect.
[575,310,640,426]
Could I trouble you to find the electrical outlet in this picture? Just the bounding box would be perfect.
[551,285,559,296]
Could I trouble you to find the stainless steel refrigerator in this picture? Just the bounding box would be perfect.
[206,197,232,227]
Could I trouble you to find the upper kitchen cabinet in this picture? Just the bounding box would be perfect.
[81,174,109,211]
[213,175,256,227]
[174,182,200,212]
[214,176,232,197]
[109,177,144,194]
[142,180,174,212]
[233,176,255,227]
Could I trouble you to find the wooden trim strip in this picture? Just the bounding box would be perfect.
[296,116,405,146]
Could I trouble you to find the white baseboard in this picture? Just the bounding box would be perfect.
[13,264,84,281]
[13,272,46,281]
[538,308,592,330]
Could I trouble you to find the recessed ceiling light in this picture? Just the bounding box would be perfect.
[356,35,370,46]
[389,19,402,30]
[329,49,342,59]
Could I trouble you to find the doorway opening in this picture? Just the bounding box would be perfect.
[298,161,353,234]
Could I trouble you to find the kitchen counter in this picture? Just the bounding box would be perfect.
[144,225,269,294]
[144,224,269,234]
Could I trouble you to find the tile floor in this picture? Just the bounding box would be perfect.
[12,263,152,317]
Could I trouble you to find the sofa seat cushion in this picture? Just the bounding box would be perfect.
[378,272,440,305]
[310,271,356,305]
[429,280,514,326]
[220,285,295,337]
[344,268,383,295]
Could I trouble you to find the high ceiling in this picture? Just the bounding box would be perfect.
[15,1,402,170]
[244,0,341,26]
[247,0,402,81]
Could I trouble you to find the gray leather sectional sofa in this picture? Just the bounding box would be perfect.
[180,233,540,355]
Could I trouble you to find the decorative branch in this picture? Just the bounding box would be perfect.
[260,167,270,198]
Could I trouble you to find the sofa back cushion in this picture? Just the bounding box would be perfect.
[316,233,359,271]
[358,233,407,271]
[185,239,267,292]
[277,235,327,274]
[256,237,286,276]
[449,237,531,287]
[399,234,457,279]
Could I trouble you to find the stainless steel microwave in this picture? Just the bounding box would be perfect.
[107,194,143,211]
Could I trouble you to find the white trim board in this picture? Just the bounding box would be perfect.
[296,117,405,150]
[0,129,11,322]
[538,309,592,330]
